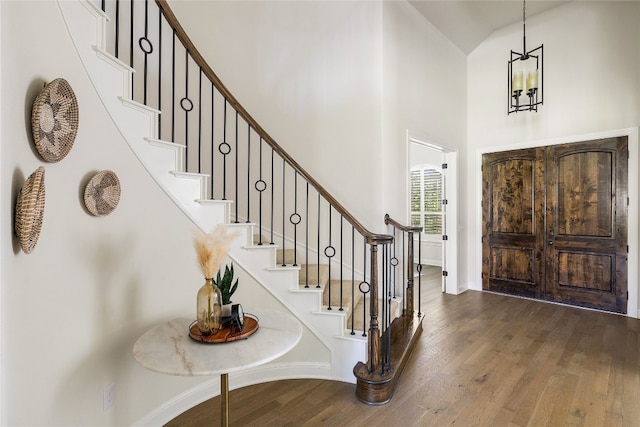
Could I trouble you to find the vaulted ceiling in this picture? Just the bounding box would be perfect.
[409,1,569,55]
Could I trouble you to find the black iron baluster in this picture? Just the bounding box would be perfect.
[382,244,388,374]
[221,100,229,200]
[326,205,334,310]
[197,69,202,175]
[270,148,274,244]
[171,29,176,144]
[140,0,150,105]
[391,226,398,299]
[210,82,215,198]
[350,226,355,334]
[115,0,120,58]
[256,138,265,244]
[402,230,406,304]
[234,111,239,222]
[182,50,191,171]
[291,172,300,266]
[381,244,387,361]
[386,244,395,372]
[157,9,162,139]
[304,183,309,288]
[281,159,286,265]
[316,193,320,289]
[129,0,134,95]
[388,243,392,331]
[418,231,423,316]
[246,125,251,222]
[386,245,392,374]
[339,215,344,311]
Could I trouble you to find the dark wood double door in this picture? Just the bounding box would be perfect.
[482,137,628,313]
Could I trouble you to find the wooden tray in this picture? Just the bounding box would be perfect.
[189,315,259,344]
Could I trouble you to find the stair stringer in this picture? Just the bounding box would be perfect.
[58,0,232,231]
[58,0,368,384]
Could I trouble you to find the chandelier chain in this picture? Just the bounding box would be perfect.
[522,0,527,58]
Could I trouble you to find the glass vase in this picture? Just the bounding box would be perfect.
[196,278,222,335]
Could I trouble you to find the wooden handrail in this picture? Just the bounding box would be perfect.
[384,213,422,317]
[156,0,390,243]
[384,214,423,234]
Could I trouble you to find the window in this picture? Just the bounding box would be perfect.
[410,166,442,234]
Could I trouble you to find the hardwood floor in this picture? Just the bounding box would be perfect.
[165,267,640,426]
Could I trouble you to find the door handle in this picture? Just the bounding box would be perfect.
[548,240,553,245]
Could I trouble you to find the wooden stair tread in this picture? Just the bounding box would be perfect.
[298,264,329,287]
[276,248,297,265]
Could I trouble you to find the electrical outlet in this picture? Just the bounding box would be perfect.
[103,383,115,411]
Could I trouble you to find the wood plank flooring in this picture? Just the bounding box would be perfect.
[165,267,640,426]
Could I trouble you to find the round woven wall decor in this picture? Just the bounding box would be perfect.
[84,170,121,216]
[15,167,46,254]
[31,78,79,162]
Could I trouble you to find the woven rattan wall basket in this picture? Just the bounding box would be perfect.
[31,78,79,162]
[84,170,121,216]
[15,167,46,254]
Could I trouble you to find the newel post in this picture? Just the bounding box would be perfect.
[367,242,381,373]
[354,230,422,405]
[405,231,415,316]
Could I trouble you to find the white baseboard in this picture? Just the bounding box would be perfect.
[132,362,332,426]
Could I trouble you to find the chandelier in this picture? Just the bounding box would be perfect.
[508,0,543,114]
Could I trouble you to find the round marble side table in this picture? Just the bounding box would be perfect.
[133,308,302,426]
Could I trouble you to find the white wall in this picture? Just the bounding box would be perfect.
[1,4,205,423]
[381,1,466,226]
[168,0,386,233]
[466,1,640,307]
[380,1,465,286]
[0,1,328,425]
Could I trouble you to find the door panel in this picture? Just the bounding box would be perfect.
[490,159,534,234]
[489,247,535,282]
[545,138,627,312]
[482,148,545,298]
[557,251,612,291]
[556,151,613,237]
[482,137,628,313]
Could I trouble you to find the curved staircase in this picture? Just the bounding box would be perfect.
[58,1,422,412]
[58,0,374,383]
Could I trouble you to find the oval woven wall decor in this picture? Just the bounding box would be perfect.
[15,166,46,254]
[84,170,121,216]
[31,78,79,162]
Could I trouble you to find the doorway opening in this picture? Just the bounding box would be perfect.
[407,134,458,295]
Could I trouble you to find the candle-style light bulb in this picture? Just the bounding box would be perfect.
[527,70,538,92]
[512,71,524,95]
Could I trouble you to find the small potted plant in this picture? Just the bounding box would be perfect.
[193,226,238,334]
[215,262,239,317]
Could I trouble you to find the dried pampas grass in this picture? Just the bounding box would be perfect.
[193,225,240,279]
